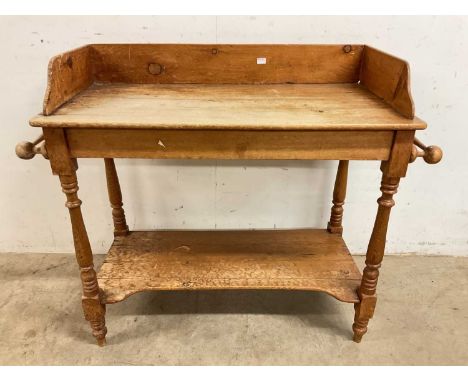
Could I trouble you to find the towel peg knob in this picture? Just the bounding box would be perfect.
[15,134,48,160]
[409,137,442,164]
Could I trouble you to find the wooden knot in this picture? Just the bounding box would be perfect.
[66,56,73,68]
[343,45,352,53]
[148,63,164,75]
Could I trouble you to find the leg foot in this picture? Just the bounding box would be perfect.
[352,331,365,343]
[90,319,107,346]
[352,292,377,343]
[80,266,107,346]
[352,303,369,342]
[97,338,107,347]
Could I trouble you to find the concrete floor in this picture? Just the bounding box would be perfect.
[0,253,466,365]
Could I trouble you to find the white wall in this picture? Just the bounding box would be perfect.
[1,16,466,255]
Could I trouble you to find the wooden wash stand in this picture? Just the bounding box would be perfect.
[16,44,442,345]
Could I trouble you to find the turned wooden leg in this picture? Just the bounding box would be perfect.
[60,173,107,346]
[327,160,349,234]
[352,173,400,343]
[104,158,128,236]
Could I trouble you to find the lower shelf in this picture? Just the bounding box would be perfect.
[97,229,362,304]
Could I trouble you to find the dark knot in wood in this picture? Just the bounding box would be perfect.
[148,63,164,75]
[343,45,352,53]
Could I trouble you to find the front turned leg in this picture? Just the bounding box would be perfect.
[60,173,107,346]
[353,174,400,342]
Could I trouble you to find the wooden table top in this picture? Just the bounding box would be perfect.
[30,83,426,131]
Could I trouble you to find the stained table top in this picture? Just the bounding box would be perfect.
[30,83,426,131]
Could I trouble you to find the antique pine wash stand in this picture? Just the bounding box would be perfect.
[17,44,442,345]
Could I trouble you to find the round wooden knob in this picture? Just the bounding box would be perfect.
[15,141,36,159]
[423,145,443,164]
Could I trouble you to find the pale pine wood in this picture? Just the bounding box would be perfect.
[59,172,107,346]
[351,129,413,342]
[31,83,426,130]
[41,43,366,116]
[327,160,349,234]
[360,46,415,118]
[42,128,77,175]
[97,229,362,304]
[65,128,394,160]
[43,46,93,115]
[43,128,107,346]
[39,44,420,123]
[352,174,400,343]
[104,158,128,237]
[91,44,364,84]
[381,130,415,178]
[18,44,442,345]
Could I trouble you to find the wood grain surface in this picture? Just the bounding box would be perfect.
[26,44,432,345]
[31,83,426,130]
[97,229,362,304]
[360,46,415,118]
[91,44,364,84]
[65,128,394,160]
[43,45,93,115]
[38,44,422,123]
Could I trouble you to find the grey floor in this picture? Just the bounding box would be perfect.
[0,253,467,365]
